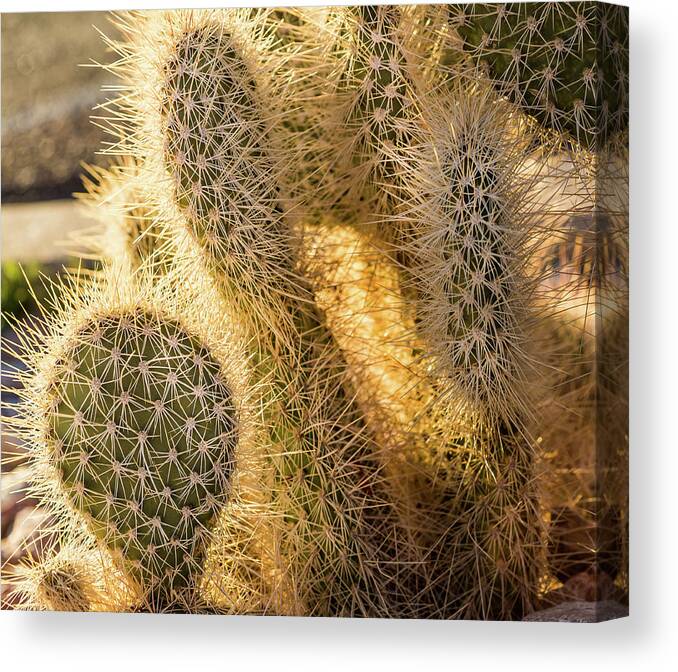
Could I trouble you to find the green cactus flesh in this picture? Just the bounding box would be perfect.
[47,309,237,606]
[351,6,411,144]
[454,2,628,148]
[342,5,416,214]
[437,140,523,418]
[163,28,277,238]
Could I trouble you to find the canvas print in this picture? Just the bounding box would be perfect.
[1,4,629,621]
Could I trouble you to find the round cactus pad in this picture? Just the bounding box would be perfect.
[47,309,237,601]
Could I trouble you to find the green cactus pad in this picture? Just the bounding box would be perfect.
[337,5,418,217]
[350,6,411,145]
[46,309,237,605]
[403,91,531,427]
[437,139,525,417]
[453,2,628,149]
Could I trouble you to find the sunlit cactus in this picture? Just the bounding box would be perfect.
[2,4,629,620]
[450,2,629,150]
[77,160,175,275]
[12,547,101,612]
[48,311,236,609]
[101,10,301,339]
[380,83,550,619]
[316,5,422,222]
[390,84,543,429]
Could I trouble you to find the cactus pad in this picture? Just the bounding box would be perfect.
[394,89,533,426]
[46,309,237,605]
[331,5,419,217]
[162,25,277,240]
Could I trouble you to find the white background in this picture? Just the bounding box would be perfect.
[1,0,676,669]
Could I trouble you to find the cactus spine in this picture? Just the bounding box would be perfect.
[14,548,102,612]
[78,161,175,276]
[100,9,400,616]
[6,267,253,612]
[383,85,548,618]
[320,5,421,222]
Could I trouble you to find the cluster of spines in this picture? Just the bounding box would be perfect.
[317,5,421,223]
[518,144,628,596]
[77,161,175,276]
[4,266,255,613]
[384,84,546,618]
[8,547,103,612]
[47,309,237,608]
[392,89,537,426]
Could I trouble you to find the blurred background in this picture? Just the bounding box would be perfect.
[1,11,120,606]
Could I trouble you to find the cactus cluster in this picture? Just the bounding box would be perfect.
[3,4,628,619]
[4,267,255,611]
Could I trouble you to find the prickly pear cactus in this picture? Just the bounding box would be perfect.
[2,4,628,620]
[451,2,629,149]
[384,84,547,619]
[5,267,246,612]
[98,9,401,617]
[162,27,277,239]
[400,93,535,422]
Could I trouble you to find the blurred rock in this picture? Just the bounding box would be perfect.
[1,323,29,470]
[0,578,22,610]
[556,568,624,603]
[523,600,628,623]
[1,200,98,262]
[1,11,119,202]
[1,432,27,473]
